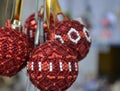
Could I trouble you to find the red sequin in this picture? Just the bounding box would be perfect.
[55,19,91,61]
[0,24,29,77]
[27,40,79,91]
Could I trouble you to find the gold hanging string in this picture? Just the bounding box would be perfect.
[12,0,24,30]
[14,0,23,21]
[46,0,62,29]
[52,0,62,14]
[51,0,62,20]
[46,0,51,29]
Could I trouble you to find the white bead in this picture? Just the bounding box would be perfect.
[75,62,78,71]
[31,62,34,71]
[30,30,33,38]
[49,62,53,72]
[83,27,91,42]
[68,62,72,72]
[59,62,63,71]
[67,28,81,44]
[38,62,42,71]
[55,34,64,44]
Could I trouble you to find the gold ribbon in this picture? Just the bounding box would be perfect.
[46,0,62,29]
[12,0,23,30]
[46,0,51,29]
[52,0,62,16]
[14,0,23,20]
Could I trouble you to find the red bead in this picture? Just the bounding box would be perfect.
[27,40,79,91]
[0,25,29,77]
[55,19,91,61]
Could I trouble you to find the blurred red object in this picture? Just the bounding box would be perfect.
[101,18,110,27]
[27,40,78,91]
[0,20,29,77]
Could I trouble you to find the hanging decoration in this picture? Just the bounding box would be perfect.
[0,0,92,90]
[0,0,29,77]
[27,40,79,91]
[27,0,80,91]
[24,0,62,51]
[54,13,91,60]
[24,12,54,51]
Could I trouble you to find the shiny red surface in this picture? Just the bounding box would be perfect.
[27,40,79,91]
[0,21,29,77]
[55,20,91,61]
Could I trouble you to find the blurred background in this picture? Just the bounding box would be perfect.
[0,0,120,91]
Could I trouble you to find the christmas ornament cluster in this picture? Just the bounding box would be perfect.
[0,1,91,91]
[25,12,92,91]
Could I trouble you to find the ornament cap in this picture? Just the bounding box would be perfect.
[12,19,22,31]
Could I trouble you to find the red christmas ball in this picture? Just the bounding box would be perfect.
[27,40,79,91]
[0,25,29,77]
[24,13,54,51]
[24,13,37,51]
[55,19,91,61]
